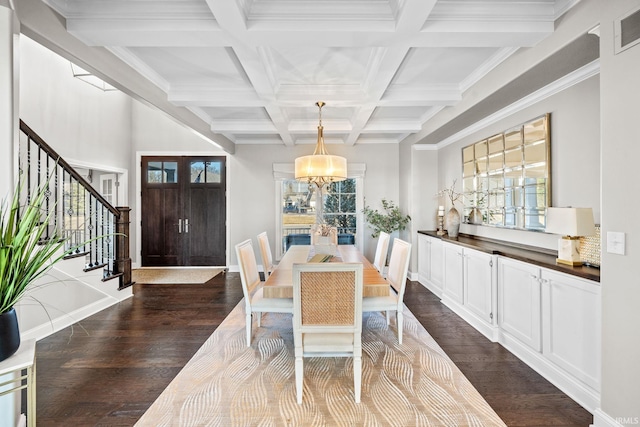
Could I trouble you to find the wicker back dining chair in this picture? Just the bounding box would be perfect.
[292,262,364,404]
[235,239,293,346]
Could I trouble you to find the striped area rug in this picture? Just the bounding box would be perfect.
[136,301,506,426]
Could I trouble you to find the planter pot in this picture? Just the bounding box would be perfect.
[0,307,21,362]
[446,207,460,238]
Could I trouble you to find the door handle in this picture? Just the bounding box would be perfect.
[178,219,183,233]
[185,218,189,233]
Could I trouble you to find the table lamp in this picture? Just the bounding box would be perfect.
[545,207,596,266]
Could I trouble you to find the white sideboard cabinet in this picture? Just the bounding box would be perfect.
[497,257,542,352]
[417,234,443,296]
[416,231,601,413]
[440,242,497,340]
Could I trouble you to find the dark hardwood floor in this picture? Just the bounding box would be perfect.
[35,274,593,426]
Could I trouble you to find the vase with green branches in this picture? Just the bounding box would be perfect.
[362,199,411,238]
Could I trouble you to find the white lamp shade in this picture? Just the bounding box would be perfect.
[294,154,347,182]
[545,207,595,237]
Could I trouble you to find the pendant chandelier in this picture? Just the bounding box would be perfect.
[294,102,347,187]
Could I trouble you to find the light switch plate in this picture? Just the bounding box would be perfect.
[606,231,625,255]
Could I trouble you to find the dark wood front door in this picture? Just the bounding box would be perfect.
[141,156,226,266]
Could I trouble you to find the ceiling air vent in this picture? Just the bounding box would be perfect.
[615,7,640,54]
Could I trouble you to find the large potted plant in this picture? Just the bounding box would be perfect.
[0,180,70,361]
[362,199,411,238]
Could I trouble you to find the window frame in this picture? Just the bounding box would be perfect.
[273,163,365,260]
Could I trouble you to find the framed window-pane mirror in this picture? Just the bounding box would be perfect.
[462,114,551,231]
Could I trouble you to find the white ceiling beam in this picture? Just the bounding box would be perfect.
[67,19,228,47]
[210,120,277,133]
[168,88,264,107]
[381,86,461,105]
[361,121,422,133]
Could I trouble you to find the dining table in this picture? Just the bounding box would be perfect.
[262,244,389,299]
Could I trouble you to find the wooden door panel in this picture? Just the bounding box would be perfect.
[141,156,226,267]
[142,186,181,266]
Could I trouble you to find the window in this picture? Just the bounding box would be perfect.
[274,163,365,259]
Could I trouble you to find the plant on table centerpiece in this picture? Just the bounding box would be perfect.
[437,180,463,238]
[1,178,80,361]
[362,199,411,238]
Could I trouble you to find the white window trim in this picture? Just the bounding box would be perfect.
[273,163,366,260]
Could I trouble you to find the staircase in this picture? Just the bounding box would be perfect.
[15,120,133,340]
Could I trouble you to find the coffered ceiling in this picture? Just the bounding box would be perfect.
[39,0,580,151]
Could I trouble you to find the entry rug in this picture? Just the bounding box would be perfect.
[136,302,506,426]
[132,268,224,284]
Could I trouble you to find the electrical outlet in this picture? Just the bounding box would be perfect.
[606,231,625,255]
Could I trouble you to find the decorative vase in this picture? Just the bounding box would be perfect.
[446,207,460,238]
[469,207,483,225]
[0,307,21,362]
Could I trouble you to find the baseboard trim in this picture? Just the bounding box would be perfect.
[592,409,625,427]
[20,297,119,342]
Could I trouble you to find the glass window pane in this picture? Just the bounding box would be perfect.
[164,162,178,183]
[191,161,205,183]
[206,161,222,183]
[147,161,163,183]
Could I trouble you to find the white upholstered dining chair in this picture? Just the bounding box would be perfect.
[256,231,275,276]
[292,262,364,404]
[235,239,293,346]
[372,231,390,274]
[362,238,412,344]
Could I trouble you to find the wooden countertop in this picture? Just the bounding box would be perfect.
[418,230,600,283]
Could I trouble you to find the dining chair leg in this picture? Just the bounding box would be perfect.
[397,311,403,345]
[246,312,252,346]
[295,356,303,404]
[354,355,362,403]
[385,310,390,325]
[257,312,261,327]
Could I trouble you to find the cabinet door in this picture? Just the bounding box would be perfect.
[443,242,464,304]
[417,234,431,284]
[464,249,495,325]
[497,258,542,351]
[430,238,444,291]
[541,269,600,390]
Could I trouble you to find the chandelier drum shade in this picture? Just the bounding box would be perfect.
[294,102,347,187]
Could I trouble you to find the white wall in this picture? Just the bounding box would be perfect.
[19,36,132,171]
[436,75,600,250]
[599,0,640,424]
[229,143,400,265]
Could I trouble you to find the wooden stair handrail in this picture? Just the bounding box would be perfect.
[19,119,120,217]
